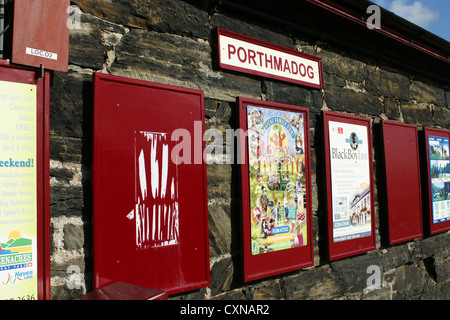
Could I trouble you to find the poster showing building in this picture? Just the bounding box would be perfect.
[428,136,450,224]
[247,105,307,255]
[0,80,38,300]
[328,121,372,243]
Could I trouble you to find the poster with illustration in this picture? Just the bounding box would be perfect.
[0,80,38,299]
[247,105,307,255]
[428,136,450,224]
[328,121,372,243]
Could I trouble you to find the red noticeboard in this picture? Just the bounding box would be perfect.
[322,111,376,261]
[93,73,209,295]
[12,0,69,72]
[424,127,450,235]
[381,121,423,245]
[0,61,50,300]
[238,97,314,282]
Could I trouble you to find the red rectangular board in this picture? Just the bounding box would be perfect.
[322,111,376,261]
[424,127,450,235]
[0,61,51,300]
[12,0,69,72]
[238,97,314,282]
[381,121,423,245]
[93,73,209,295]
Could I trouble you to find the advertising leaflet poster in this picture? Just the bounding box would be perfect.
[328,121,372,243]
[247,105,307,255]
[428,136,450,224]
[0,80,38,300]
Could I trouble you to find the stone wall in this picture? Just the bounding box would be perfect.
[48,0,449,299]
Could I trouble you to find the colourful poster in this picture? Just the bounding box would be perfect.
[247,106,307,255]
[328,121,372,243]
[428,136,450,224]
[0,80,37,300]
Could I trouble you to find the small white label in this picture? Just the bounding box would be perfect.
[26,47,58,61]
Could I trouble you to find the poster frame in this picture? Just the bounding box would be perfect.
[381,120,423,245]
[92,73,210,295]
[0,60,50,300]
[423,127,450,235]
[322,111,376,261]
[238,97,314,282]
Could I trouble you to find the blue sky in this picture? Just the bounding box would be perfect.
[371,0,450,42]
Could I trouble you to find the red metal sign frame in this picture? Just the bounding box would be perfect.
[238,97,314,282]
[381,120,423,245]
[93,73,209,296]
[322,111,376,261]
[423,127,450,235]
[217,28,324,89]
[0,60,51,299]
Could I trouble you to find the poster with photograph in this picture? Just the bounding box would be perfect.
[328,121,372,243]
[428,136,450,224]
[0,80,38,299]
[247,105,307,255]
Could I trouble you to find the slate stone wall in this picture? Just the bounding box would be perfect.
[49,0,449,299]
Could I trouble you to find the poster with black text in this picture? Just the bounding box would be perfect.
[328,121,372,243]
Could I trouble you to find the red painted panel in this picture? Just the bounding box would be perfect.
[322,111,376,261]
[382,121,423,245]
[238,97,314,282]
[12,0,69,72]
[424,127,450,235]
[93,73,209,296]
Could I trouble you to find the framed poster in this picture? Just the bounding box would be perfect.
[381,121,423,245]
[0,61,50,299]
[322,111,376,261]
[238,97,314,282]
[93,73,209,295]
[424,127,450,235]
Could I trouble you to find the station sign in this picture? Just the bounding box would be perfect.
[217,28,324,89]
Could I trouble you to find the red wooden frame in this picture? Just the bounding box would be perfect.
[217,28,324,89]
[238,97,314,282]
[381,120,423,245]
[0,60,51,299]
[423,127,450,235]
[93,73,209,295]
[322,111,376,261]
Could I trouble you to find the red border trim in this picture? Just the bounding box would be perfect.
[217,28,324,89]
[423,127,450,235]
[92,73,210,295]
[322,111,376,261]
[0,61,50,299]
[381,120,423,245]
[238,97,314,282]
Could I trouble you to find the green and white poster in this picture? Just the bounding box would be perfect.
[428,135,450,224]
[247,105,307,255]
[0,80,38,300]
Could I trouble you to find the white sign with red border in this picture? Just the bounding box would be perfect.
[217,28,324,89]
